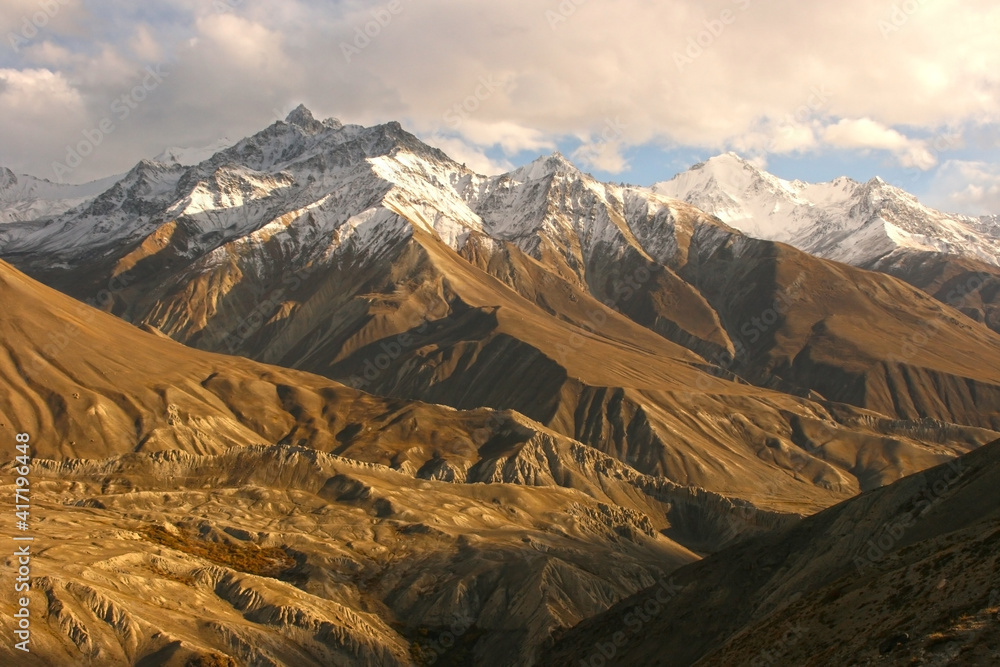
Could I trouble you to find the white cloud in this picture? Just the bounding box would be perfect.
[129,24,163,62]
[193,14,290,76]
[823,118,936,169]
[897,145,939,171]
[434,119,553,156]
[0,0,998,180]
[927,160,1000,215]
[0,68,88,175]
[422,135,512,175]
[0,0,82,38]
[770,122,818,154]
[823,118,909,151]
[0,66,83,113]
[573,140,628,173]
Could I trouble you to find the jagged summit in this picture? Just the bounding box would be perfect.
[2,107,1000,667]
[654,152,1000,268]
[3,112,998,274]
[284,103,321,129]
[283,103,342,133]
[509,151,582,181]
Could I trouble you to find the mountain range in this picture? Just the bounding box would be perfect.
[654,152,1000,334]
[0,106,998,666]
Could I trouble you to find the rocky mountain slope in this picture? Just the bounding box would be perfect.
[544,437,1000,666]
[653,152,1000,335]
[0,256,812,666]
[2,109,999,505]
[0,445,699,666]
[1,109,999,665]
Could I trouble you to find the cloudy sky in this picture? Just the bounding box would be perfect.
[1,0,998,214]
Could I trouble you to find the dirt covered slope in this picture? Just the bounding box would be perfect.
[544,438,1000,666]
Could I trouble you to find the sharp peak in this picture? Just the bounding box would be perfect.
[285,103,315,125]
[681,153,770,185]
[549,151,579,165]
[709,152,764,168]
[131,158,175,172]
[513,151,583,179]
[686,151,750,172]
[283,104,342,132]
[232,111,453,170]
[369,121,460,163]
[861,175,898,193]
[862,176,918,202]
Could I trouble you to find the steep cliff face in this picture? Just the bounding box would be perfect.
[465,428,799,552]
[0,257,535,464]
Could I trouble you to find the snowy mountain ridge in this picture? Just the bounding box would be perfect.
[652,152,1000,268]
[2,109,997,285]
[0,168,123,224]
[0,106,718,289]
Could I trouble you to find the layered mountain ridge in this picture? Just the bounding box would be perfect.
[0,256,788,665]
[0,167,123,224]
[545,436,1000,665]
[1,106,999,665]
[2,110,999,492]
[654,152,1000,334]
[653,152,1000,268]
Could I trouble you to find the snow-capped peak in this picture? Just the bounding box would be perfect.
[697,151,754,167]
[654,152,1000,268]
[283,104,342,133]
[284,104,322,131]
[0,169,124,224]
[5,113,998,285]
[509,152,581,182]
[654,152,813,240]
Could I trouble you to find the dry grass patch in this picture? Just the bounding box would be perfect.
[140,524,295,578]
